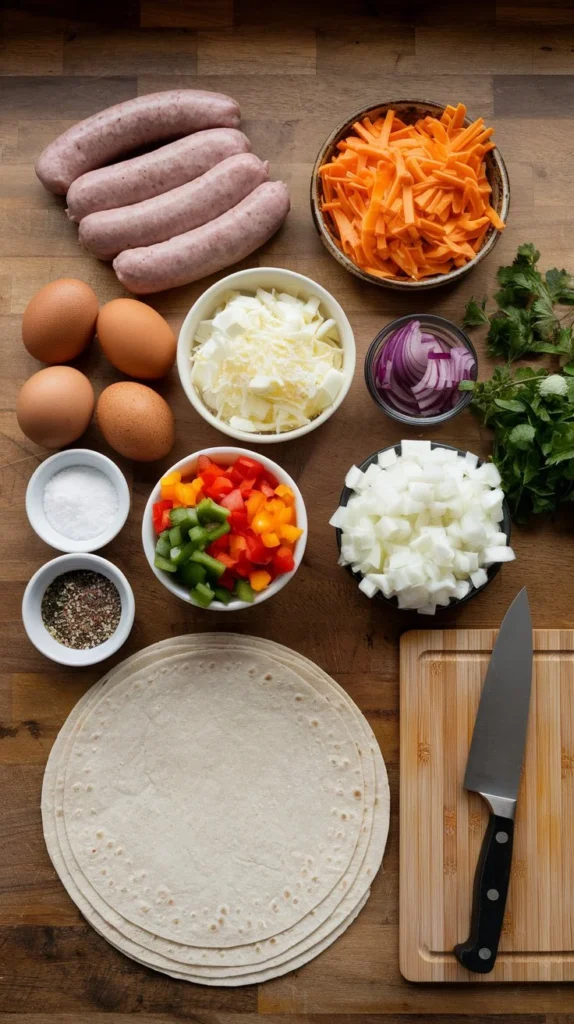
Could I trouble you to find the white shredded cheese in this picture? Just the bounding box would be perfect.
[190,288,344,433]
[330,441,515,615]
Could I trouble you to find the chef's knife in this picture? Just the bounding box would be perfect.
[453,587,533,974]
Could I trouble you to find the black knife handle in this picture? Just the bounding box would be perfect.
[454,813,514,974]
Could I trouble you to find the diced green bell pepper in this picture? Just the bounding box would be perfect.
[169,506,199,530]
[213,586,233,605]
[190,582,215,608]
[155,554,178,573]
[168,525,183,548]
[206,521,231,543]
[196,498,231,526]
[188,524,210,548]
[190,549,226,578]
[155,531,171,559]
[235,579,255,603]
[169,540,198,567]
[177,561,206,588]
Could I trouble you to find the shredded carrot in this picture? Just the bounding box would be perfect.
[319,102,505,281]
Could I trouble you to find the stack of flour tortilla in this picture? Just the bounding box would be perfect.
[42,634,389,985]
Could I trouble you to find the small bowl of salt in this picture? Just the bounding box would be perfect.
[26,449,130,553]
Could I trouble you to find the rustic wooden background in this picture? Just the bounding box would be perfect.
[2,0,574,1020]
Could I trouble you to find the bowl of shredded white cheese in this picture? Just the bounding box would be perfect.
[177,267,356,442]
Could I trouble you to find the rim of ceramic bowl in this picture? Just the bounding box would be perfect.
[176,267,356,443]
[364,314,479,427]
[334,442,512,612]
[22,552,135,666]
[25,448,131,553]
[142,446,308,611]
[311,99,510,291]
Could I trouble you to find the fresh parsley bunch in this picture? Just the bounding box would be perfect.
[463,243,574,362]
[460,366,574,520]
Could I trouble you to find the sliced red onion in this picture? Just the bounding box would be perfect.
[373,319,476,418]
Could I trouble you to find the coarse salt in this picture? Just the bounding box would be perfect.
[43,466,119,541]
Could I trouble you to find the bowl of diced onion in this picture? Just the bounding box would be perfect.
[330,440,513,615]
[176,267,356,443]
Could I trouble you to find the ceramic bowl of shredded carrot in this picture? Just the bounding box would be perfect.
[311,100,510,290]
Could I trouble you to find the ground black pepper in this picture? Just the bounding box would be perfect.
[41,570,121,650]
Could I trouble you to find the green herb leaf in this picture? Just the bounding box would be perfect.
[494,398,527,412]
[462,297,490,328]
[508,423,536,449]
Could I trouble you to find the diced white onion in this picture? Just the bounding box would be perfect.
[334,443,515,614]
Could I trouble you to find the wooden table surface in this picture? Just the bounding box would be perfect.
[2,0,574,1021]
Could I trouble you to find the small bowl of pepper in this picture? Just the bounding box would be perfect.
[142,447,308,610]
[22,552,135,666]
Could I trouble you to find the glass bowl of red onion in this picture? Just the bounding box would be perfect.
[364,314,478,426]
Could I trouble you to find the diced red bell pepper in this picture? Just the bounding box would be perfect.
[206,534,230,556]
[215,552,238,570]
[229,510,249,532]
[153,499,173,533]
[244,529,273,565]
[234,558,251,578]
[263,470,279,488]
[260,480,276,499]
[201,463,226,487]
[220,488,245,513]
[205,475,234,500]
[273,545,295,574]
[197,455,213,473]
[239,477,257,498]
[234,455,265,480]
[217,570,236,591]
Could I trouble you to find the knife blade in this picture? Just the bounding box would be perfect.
[453,587,533,974]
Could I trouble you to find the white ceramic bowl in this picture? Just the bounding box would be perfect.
[26,449,130,553]
[22,552,135,666]
[142,447,308,611]
[176,267,356,443]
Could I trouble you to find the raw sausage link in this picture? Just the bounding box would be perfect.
[67,129,250,222]
[79,154,269,260]
[35,90,241,195]
[113,181,291,295]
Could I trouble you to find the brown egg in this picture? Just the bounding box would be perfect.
[97,298,176,380]
[16,366,95,448]
[97,382,174,462]
[22,278,99,363]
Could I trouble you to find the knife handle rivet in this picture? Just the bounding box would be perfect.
[495,831,509,844]
[478,947,492,960]
[487,888,499,901]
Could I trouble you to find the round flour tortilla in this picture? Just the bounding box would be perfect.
[43,636,389,983]
[61,649,365,947]
[44,637,388,978]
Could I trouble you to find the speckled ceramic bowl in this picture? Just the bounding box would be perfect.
[311,99,510,291]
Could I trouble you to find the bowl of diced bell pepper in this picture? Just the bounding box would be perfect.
[142,447,308,610]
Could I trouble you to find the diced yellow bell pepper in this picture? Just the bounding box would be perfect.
[275,504,294,525]
[246,491,266,522]
[161,470,181,486]
[264,498,285,516]
[274,484,294,504]
[249,570,272,592]
[261,531,280,548]
[252,510,274,535]
[279,524,303,543]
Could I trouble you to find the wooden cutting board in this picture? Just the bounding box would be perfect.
[400,628,574,983]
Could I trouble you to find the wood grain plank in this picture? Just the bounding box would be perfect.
[0,11,64,76]
[63,28,197,76]
[0,78,137,119]
[197,29,316,75]
[140,0,233,29]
